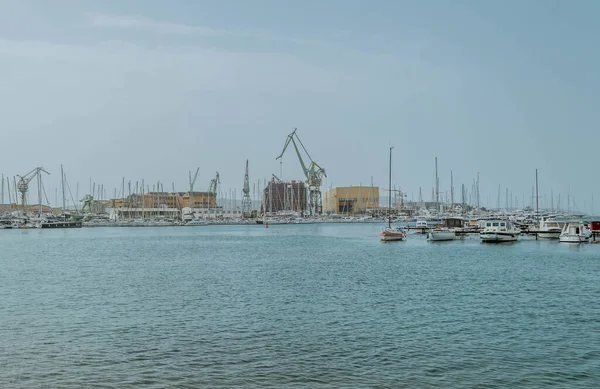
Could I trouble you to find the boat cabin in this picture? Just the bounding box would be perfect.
[482,219,513,232]
[415,217,428,228]
[562,222,585,236]
[443,217,464,229]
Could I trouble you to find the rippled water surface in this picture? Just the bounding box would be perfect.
[1,224,599,388]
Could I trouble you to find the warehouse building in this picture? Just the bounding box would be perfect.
[261,180,307,214]
[323,186,380,214]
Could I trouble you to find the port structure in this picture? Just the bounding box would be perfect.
[276,128,326,216]
[209,172,220,207]
[241,160,251,218]
[17,167,49,209]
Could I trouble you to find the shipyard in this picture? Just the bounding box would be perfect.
[1,130,598,243]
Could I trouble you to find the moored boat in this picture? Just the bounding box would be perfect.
[535,217,563,239]
[380,227,407,241]
[428,217,463,241]
[39,217,82,228]
[379,147,406,242]
[559,222,589,243]
[427,229,455,241]
[480,219,520,243]
[414,217,430,234]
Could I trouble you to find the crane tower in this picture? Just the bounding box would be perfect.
[276,128,326,216]
[241,160,251,218]
[208,172,220,208]
[17,167,49,209]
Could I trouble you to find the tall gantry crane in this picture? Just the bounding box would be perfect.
[17,167,49,209]
[241,160,251,218]
[209,172,220,207]
[276,128,326,216]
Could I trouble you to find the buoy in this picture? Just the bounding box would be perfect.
[266,222,269,228]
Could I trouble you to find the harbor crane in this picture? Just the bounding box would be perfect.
[209,172,220,207]
[17,167,49,209]
[241,160,251,218]
[189,167,200,194]
[276,128,326,216]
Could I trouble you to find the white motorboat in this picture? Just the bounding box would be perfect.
[428,229,455,241]
[536,217,563,239]
[559,222,589,243]
[427,217,463,241]
[186,219,209,226]
[480,219,520,243]
[414,217,430,234]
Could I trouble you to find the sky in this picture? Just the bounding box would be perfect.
[0,0,599,212]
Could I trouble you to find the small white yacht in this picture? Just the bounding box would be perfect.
[559,222,589,243]
[186,219,209,226]
[536,217,563,239]
[414,217,430,234]
[428,217,463,242]
[480,219,520,243]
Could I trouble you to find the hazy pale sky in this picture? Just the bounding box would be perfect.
[1,0,599,212]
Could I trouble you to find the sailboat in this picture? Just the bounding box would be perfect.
[380,147,406,242]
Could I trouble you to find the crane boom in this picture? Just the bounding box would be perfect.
[189,167,200,193]
[277,129,310,179]
[275,128,326,215]
[16,167,50,209]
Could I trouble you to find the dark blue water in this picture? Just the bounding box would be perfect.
[1,224,599,388]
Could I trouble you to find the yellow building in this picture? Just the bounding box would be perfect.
[110,191,216,210]
[323,186,379,214]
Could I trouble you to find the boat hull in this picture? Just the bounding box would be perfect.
[559,235,589,243]
[537,231,561,239]
[40,221,82,228]
[480,232,518,243]
[428,230,455,241]
[380,228,405,242]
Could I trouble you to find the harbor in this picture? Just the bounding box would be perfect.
[1,148,598,245]
[0,133,597,239]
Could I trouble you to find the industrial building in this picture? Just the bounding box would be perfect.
[110,191,216,210]
[323,186,380,214]
[261,180,307,214]
[108,191,217,220]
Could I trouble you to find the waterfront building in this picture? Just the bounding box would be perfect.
[261,180,307,214]
[323,186,380,215]
[108,191,216,220]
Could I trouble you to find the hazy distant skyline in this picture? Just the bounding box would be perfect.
[1,0,599,212]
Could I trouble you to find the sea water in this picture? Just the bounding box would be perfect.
[1,224,599,388]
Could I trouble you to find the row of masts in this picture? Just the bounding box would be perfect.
[0,159,596,217]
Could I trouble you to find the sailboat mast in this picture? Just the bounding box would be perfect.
[388,147,393,228]
[535,169,539,220]
[450,170,454,206]
[435,157,439,206]
[61,165,66,212]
